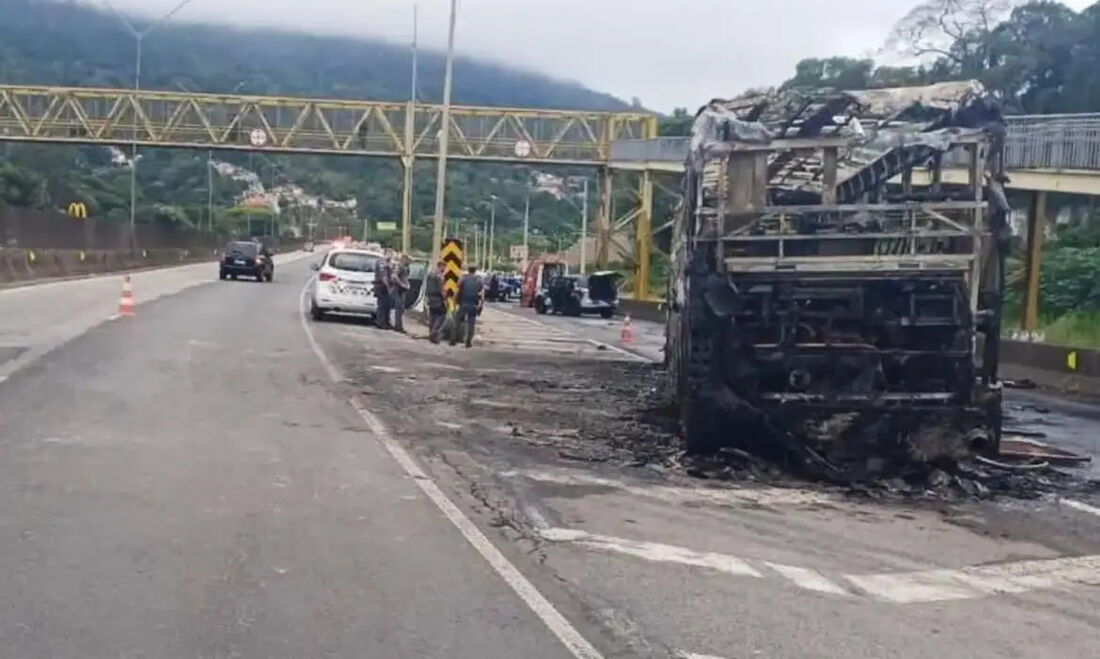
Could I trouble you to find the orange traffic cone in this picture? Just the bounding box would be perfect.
[620,314,634,344]
[118,276,135,317]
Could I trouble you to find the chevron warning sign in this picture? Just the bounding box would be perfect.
[441,238,464,303]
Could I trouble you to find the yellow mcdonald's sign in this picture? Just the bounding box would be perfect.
[67,202,87,219]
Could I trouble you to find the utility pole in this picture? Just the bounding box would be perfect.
[429,0,458,267]
[522,192,530,274]
[580,177,589,274]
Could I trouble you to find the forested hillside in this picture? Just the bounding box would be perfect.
[0,0,628,254]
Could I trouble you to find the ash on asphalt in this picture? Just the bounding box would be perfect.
[329,326,1099,506]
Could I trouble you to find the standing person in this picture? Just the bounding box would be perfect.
[390,253,411,333]
[487,272,501,302]
[425,260,448,344]
[375,252,393,329]
[450,265,484,349]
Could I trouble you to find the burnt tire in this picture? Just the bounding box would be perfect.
[680,300,724,453]
[673,257,727,454]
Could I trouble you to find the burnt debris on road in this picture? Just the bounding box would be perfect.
[325,311,1097,504]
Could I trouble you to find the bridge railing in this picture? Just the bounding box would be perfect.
[1002,114,1100,170]
[610,114,1100,172]
[610,137,691,163]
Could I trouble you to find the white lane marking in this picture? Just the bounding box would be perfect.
[494,310,650,363]
[541,528,762,578]
[764,562,849,596]
[542,523,1100,604]
[511,469,835,507]
[845,554,1100,603]
[676,653,731,659]
[298,279,342,383]
[299,286,604,659]
[1062,498,1100,518]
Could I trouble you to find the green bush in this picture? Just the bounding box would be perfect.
[1038,246,1100,317]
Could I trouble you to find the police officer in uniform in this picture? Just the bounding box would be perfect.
[425,260,448,343]
[450,265,484,348]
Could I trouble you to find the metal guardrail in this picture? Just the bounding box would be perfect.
[611,114,1100,172]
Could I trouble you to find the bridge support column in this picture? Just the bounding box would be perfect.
[1022,190,1048,331]
[634,169,654,301]
[595,167,612,268]
[400,156,413,253]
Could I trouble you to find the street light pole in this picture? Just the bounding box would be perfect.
[128,33,143,251]
[429,0,458,267]
[580,178,589,274]
[105,0,196,253]
[522,192,530,274]
[401,4,418,253]
[473,225,480,269]
[488,195,496,271]
[207,149,214,234]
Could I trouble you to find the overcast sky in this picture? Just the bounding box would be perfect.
[95,0,1096,112]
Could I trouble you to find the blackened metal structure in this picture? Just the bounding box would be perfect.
[667,81,1010,468]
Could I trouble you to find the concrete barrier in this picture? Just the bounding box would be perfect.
[619,297,666,323]
[617,296,1100,394]
[0,247,221,285]
[0,245,302,286]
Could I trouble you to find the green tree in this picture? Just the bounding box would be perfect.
[659,108,694,136]
[782,57,874,90]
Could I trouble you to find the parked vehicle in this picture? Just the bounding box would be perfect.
[309,248,383,321]
[220,240,273,282]
[521,258,567,307]
[534,272,620,318]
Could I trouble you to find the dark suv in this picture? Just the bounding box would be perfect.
[535,272,620,318]
[220,241,274,282]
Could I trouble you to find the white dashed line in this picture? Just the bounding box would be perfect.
[844,554,1100,603]
[540,528,762,578]
[511,469,835,507]
[1061,498,1100,518]
[540,522,1100,605]
[764,562,849,596]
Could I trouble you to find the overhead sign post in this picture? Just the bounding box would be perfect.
[441,238,464,309]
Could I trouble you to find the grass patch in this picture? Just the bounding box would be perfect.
[1034,310,1100,348]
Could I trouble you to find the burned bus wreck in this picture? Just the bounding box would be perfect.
[665,81,1010,472]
